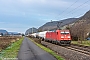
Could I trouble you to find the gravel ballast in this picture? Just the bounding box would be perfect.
[41,41,90,60]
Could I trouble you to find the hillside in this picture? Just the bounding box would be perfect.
[0,30,8,35]
[70,10,90,40]
[8,32,21,35]
[80,10,90,20]
[0,29,22,36]
[25,27,37,35]
[38,18,78,31]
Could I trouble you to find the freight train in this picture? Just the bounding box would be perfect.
[30,30,71,45]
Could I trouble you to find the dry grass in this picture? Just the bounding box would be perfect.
[72,40,90,46]
[0,36,22,51]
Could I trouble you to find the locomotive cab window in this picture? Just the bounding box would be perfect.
[65,32,69,34]
[61,31,69,34]
[61,32,64,34]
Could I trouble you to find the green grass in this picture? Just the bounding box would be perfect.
[72,40,90,46]
[0,37,24,60]
[30,38,64,60]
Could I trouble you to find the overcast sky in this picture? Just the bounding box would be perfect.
[0,0,90,33]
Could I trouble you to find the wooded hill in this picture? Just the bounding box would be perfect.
[38,18,78,31]
[70,10,90,40]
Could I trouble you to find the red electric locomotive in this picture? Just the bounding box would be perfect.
[45,30,71,45]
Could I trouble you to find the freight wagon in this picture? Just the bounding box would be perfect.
[36,31,51,40]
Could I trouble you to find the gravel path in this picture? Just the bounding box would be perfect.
[17,37,57,60]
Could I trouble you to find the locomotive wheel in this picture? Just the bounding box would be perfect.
[56,41,58,45]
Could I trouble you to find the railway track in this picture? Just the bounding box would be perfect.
[41,41,90,56]
[64,45,90,55]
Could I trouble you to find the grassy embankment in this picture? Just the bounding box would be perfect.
[0,37,23,60]
[30,38,64,60]
[72,40,90,46]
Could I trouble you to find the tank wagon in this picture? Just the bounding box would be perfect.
[30,33,37,38]
[36,31,51,40]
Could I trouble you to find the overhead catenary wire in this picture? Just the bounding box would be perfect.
[72,4,90,18]
[73,13,84,18]
[55,0,80,20]
[61,0,90,19]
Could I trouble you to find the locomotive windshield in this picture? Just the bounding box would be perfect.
[61,31,69,34]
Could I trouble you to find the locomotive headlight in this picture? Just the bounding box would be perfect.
[61,36,64,38]
[68,36,70,38]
